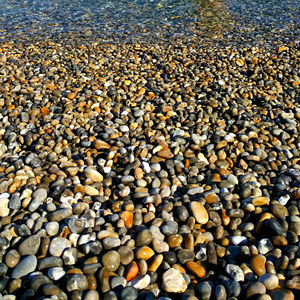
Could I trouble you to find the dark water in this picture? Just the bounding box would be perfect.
[0,0,299,44]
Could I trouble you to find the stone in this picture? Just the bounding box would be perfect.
[0,263,8,278]
[63,248,78,266]
[118,246,134,265]
[186,261,206,278]
[102,251,120,272]
[152,238,169,253]
[167,234,183,248]
[177,249,195,264]
[128,274,151,289]
[157,148,173,159]
[136,230,153,247]
[49,237,71,257]
[162,268,187,293]
[225,264,244,282]
[120,211,133,229]
[268,289,294,300]
[251,254,266,276]
[197,281,212,300]
[215,284,227,300]
[66,274,89,292]
[5,250,20,268]
[102,237,121,250]
[190,202,209,224]
[110,276,126,289]
[67,218,85,233]
[49,208,72,222]
[38,257,63,270]
[245,282,267,298]
[0,198,9,217]
[126,261,139,282]
[261,219,285,237]
[258,238,273,255]
[148,254,163,272]
[285,276,300,290]
[84,167,103,182]
[85,186,99,196]
[84,290,100,300]
[11,255,37,278]
[48,267,65,281]
[18,235,41,256]
[230,236,248,245]
[162,221,178,236]
[32,188,47,201]
[258,273,279,290]
[45,222,60,236]
[136,246,155,260]
[120,286,138,300]
[94,140,110,150]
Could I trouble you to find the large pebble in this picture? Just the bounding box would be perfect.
[190,201,209,224]
[162,268,187,293]
[84,167,103,182]
[11,255,37,278]
[102,251,120,272]
[258,273,279,290]
[49,238,71,257]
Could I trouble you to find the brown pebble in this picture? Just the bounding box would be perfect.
[186,261,205,278]
[251,254,266,276]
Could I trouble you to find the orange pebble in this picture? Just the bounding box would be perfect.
[120,211,133,229]
[148,254,163,272]
[138,87,146,96]
[67,93,76,100]
[126,261,139,282]
[41,107,50,115]
[186,261,206,278]
[221,209,230,226]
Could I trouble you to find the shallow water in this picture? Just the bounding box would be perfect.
[0,0,299,43]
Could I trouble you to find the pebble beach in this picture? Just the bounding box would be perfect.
[0,1,300,300]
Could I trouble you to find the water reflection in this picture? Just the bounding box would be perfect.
[0,0,298,43]
[194,0,234,38]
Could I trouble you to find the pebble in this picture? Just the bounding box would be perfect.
[84,167,103,182]
[268,289,295,300]
[186,261,206,278]
[120,286,138,300]
[136,246,155,261]
[136,230,153,247]
[5,250,20,269]
[11,255,37,279]
[251,254,267,276]
[49,238,71,257]
[162,268,187,293]
[215,284,227,300]
[66,274,88,292]
[197,281,212,300]
[190,202,209,224]
[102,251,120,272]
[48,267,65,281]
[258,273,279,290]
[118,246,134,265]
[225,264,244,282]
[128,274,151,289]
[258,238,274,255]
[245,282,267,298]
[45,222,60,236]
[18,235,40,256]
